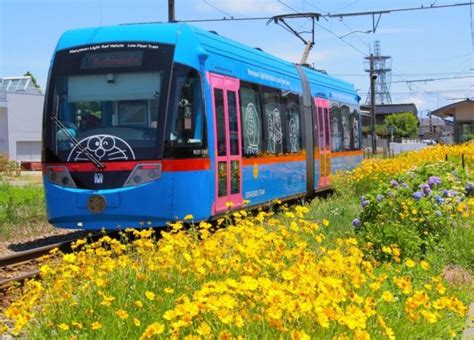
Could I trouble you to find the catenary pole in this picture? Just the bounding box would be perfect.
[168,0,176,22]
[370,54,377,154]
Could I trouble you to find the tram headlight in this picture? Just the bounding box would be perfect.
[47,166,77,188]
[124,163,162,187]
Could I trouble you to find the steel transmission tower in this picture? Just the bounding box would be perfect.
[365,41,392,104]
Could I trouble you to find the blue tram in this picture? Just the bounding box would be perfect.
[42,23,363,230]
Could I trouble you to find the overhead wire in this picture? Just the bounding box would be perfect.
[391,75,474,83]
[202,0,234,19]
[177,2,473,22]
[277,0,368,56]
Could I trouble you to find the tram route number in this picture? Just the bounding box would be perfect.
[244,189,265,199]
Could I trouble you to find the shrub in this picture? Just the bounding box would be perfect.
[354,162,471,261]
[0,154,7,172]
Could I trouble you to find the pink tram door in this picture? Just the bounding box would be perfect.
[315,98,332,188]
[208,73,244,213]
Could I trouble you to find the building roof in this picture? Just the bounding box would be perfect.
[431,99,473,118]
[419,117,447,127]
[375,103,418,115]
[360,103,418,116]
[0,76,41,94]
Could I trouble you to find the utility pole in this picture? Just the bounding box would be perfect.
[370,53,377,154]
[168,0,175,22]
[429,111,433,141]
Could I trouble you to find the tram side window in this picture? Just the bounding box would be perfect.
[263,88,285,154]
[282,93,302,153]
[165,63,206,157]
[330,103,343,152]
[240,83,263,156]
[351,108,361,149]
[341,105,351,151]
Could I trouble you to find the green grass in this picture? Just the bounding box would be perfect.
[0,182,48,240]
[305,193,361,242]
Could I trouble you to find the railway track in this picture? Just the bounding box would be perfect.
[0,231,119,294]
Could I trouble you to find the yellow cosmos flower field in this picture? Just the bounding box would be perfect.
[1,210,469,339]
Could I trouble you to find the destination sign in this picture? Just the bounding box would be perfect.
[80,51,144,70]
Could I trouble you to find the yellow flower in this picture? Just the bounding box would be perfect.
[291,329,311,340]
[197,322,212,336]
[133,318,141,327]
[62,253,76,263]
[70,321,82,329]
[282,270,296,281]
[381,291,395,302]
[420,260,430,270]
[115,309,129,320]
[145,291,155,301]
[405,259,416,268]
[421,310,438,323]
[134,300,144,308]
[140,322,165,339]
[436,283,446,295]
[164,287,174,294]
[322,219,330,226]
[184,214,194,221]
[91,321,102,330]
[58,323,69,331]
[382,246,392,254]
[95,278,106,287]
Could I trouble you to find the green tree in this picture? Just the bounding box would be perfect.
[385,112,418,138]
[23,71,40,89]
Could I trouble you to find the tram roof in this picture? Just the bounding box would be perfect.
[54,22,358,104]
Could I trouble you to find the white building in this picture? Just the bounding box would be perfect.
[0,76,44,163]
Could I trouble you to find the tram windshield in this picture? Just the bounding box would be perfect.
[43,43,174,163]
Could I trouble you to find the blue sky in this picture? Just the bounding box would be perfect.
[1,0,473,113]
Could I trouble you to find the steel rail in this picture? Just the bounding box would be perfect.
[0,231,119,292]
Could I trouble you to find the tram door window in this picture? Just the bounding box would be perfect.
[315,98,331,187]
[214,89,227,197]
[209,73,243,213]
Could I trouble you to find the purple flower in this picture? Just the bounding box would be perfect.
[361,200,370,208]
[420,183,431,195]
[428,176,442,187]
[435,195,445,204]
[444,189,458,197]
[401,182,410,188]
[466,183,473,197]
[376,194,384,202]
[413,191,423,201]
[352,218,361,228]
[390,179,399,187]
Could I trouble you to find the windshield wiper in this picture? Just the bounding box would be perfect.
[51,115,106,169]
